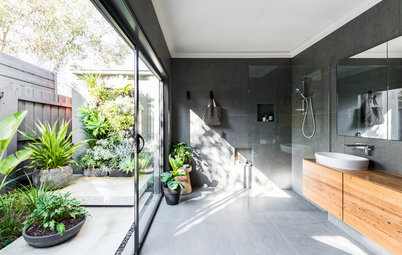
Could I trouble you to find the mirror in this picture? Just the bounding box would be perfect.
[337,35,402,140]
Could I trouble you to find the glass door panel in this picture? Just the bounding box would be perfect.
[137,56,163,243]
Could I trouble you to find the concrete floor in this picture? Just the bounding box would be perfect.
[61,174,152,206]
[141,187,375,255]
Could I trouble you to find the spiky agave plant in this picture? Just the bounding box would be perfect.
[21,120,81,170]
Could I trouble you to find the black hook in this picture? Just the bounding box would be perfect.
[210,90,214,99]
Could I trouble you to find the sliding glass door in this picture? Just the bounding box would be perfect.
[133,54,163,253]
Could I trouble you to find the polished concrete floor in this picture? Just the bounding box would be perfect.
[141,187,374,255]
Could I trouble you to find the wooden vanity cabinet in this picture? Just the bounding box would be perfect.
[343,174,402,255]
[302,159,343,220]
[303,159,402,255]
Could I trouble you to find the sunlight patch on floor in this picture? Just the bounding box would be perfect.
[312,235,369,255]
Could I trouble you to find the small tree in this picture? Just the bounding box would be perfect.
[0,0,129,72]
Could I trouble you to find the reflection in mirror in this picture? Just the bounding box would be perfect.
[337,42,387,139]
[388,36,402,140]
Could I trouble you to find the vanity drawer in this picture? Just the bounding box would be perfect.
[344,174,402,255]
[303,159,343,219]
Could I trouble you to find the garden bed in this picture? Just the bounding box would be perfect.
[1,207,134,255]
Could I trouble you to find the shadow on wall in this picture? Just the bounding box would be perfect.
[189,110,245,190]
[187,110,291,192]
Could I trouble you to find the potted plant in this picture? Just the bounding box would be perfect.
[22,120,81,188]
[22,191,89,247]
[0,111,32,192]
[161,156,185,205]
[170,142,192,194]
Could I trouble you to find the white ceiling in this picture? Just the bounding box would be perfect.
[152,0,382,58]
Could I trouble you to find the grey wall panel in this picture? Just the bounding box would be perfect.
[171,58,292,189]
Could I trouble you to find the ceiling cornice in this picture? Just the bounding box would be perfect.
[173,51,292,58]
[290,0,381,57]
[152,0,381,59]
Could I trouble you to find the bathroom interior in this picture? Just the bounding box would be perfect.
[1,0,401,254]
[145,0,402,254]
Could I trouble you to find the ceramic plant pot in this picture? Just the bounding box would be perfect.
[22,217,86,248]
[177,165,192,195]
[32,165,73,188]
[163,185,181,205]
[83,168,107,177]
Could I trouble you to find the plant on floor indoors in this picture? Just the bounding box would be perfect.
[0,111,32,192]
[22,191,90,248]
[169,142,193,195]
[161,156,186,205]
[170,142,192,164]
[21,120,81,188]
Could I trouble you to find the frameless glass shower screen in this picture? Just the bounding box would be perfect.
[247,65,293,190]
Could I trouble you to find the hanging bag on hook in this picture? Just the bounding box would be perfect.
[362,91,384,125]
[202,91,222,126]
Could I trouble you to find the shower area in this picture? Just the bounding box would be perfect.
[245,64,330,192]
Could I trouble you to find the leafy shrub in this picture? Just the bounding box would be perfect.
[16,180,53,214]
[0,111,31,191]
[24,192,89,235]
[138,148,152,171]
[0,195,24,246]
[161,169,185,190]
[21,120,81,170]
[110,138,135,173]
[79,137,137,174]
[170,142,192,164]
[169,155,184,171]
[102,96,134,132]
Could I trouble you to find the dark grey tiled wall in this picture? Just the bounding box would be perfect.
[292,0,402,195]
[171,59,292,188]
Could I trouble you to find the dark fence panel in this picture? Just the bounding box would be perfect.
[0,52,72,189]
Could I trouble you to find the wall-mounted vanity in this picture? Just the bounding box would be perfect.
[303,159,402,254]
[337,35,402,140]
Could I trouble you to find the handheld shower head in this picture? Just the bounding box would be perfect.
[295,88,307,100]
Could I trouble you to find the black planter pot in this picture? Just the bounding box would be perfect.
[163,185,182,205]
[108,169,134,177]
[22,216,86,248]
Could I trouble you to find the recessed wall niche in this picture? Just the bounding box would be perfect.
[257,103,275,122]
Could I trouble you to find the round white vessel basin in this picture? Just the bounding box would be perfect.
[315,152,369,170]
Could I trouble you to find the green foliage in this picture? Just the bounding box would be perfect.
[0,195,24,245]
[169,155,184,171]
[0,111,31,191]
[170,142,192,164]
[16,180,54,214]
[161,170,185,190]
[0,0,130,72]
[21,120,81,170]
[23,192,89,235]
[102,96,135,132]
[80,73,101,89]
[77,75,134,139]
[78,139,114,170]
[138,148,152,171]
[85,114,109,139]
